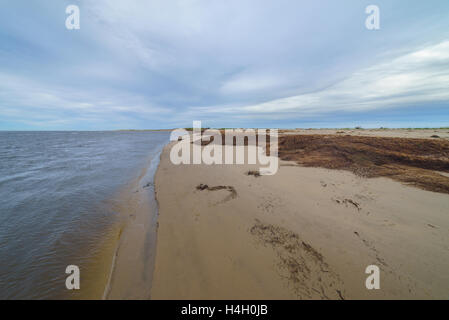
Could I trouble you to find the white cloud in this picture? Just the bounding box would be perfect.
[0,73,171,120]
[235,41,449,116]
[220,72,288,94]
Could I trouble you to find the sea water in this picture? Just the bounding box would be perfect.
[0,131,169,299]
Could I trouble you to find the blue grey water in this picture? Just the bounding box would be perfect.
[0,131,169,299]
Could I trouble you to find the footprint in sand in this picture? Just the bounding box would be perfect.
[257,194,283,214]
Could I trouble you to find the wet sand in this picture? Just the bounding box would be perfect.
[151,132,449,299]
[104,154,161,299]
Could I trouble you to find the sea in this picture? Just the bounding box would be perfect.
[0,131,169,299]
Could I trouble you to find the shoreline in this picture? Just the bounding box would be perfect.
[151,132,449,299]
[103,147,164,299]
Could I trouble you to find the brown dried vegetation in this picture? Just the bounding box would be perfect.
[278,135,449,194]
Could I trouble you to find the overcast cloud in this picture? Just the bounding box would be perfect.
[0,0,448,129]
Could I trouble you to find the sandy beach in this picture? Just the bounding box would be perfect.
[151,130,449,299]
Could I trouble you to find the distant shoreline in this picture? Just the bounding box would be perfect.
[0,127,448,133]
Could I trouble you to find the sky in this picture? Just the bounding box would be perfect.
[0,0,449,130]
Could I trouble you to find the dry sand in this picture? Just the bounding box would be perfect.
[151,133,449,299]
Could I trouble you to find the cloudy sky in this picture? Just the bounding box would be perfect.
[1,0,449,130]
